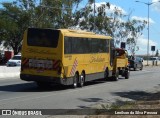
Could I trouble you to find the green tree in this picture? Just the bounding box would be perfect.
[0,1,34,54]
[125,16,147,55]
[73,1,110,32]
[0,0,146,55]
[36,0,82,28]
[0,0,82,54]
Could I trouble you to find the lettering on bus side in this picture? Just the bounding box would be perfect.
[89,55,105,63]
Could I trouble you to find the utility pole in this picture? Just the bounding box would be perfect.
[94,0,96,32]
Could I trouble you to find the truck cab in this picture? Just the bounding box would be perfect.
[112,48,130,80]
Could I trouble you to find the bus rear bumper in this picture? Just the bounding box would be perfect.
[20,74,73,85]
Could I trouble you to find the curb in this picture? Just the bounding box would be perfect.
[0,72,20,80]
[0,66,20,80]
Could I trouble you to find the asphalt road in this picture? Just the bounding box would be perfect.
[0,66,160,116]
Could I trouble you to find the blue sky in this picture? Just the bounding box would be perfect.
[1,0,160,55]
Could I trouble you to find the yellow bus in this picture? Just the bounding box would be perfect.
[20,28,128,88]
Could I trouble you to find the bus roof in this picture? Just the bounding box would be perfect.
[59,29,112,39]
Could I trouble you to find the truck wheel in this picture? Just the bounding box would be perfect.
[125,69,130,79]
[112,70,119,81]
[134,65,137,71]
[140,65,143,70]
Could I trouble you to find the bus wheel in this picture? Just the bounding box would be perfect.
[73,73,78,88]
[104,69,109,81]
[112,70,119,81]
[78,73,85,87]
[125,69,130,79]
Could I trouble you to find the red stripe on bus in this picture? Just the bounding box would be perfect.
[22,58,29,69]
[53,60,60,70]
[71,65,76,74]
[70,58,78,76]
[22,58,28,65]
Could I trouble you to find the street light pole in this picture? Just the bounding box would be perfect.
[135,1,160,66]
[94,0,96,32]
[147,2,150,66]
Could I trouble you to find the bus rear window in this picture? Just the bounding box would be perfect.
[27,28,59,48]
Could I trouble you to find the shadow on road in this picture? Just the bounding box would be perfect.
[112,84,160,101]
[0,82,71,92]
[78,98,103,102]
[0,79,107,92]
[0,77,127,92]
[77,98,104,109]
[0,80,108,92]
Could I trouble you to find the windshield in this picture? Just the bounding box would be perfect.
[12,56,21,60]
[27,28,59,48]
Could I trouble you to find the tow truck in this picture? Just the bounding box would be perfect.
[111,48,130,81]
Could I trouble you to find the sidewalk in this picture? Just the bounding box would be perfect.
[0,65,20,80]
[143,60,160,66]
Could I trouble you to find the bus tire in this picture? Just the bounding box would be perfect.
[73,73,78,88]
[125,69,130,79]
[78,73,85,87]
[104,69,109,81]
[112,70,119,81]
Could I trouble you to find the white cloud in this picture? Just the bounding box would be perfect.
[107,4,127,15]
[152,0,160,12]
[136,35,158,55]
[131,16,155,24]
